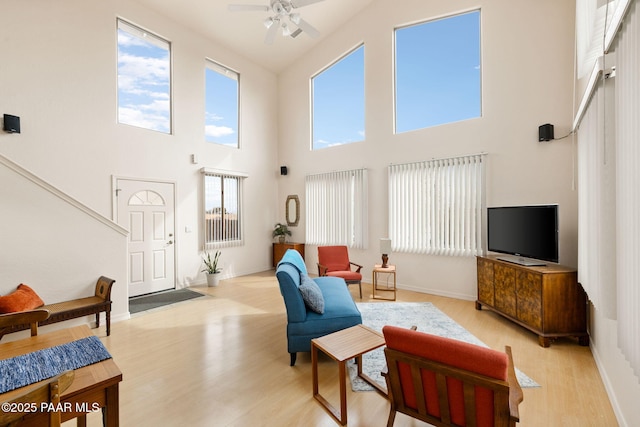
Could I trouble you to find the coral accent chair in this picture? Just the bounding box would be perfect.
[317,246,363,298]
[382,325,523,427]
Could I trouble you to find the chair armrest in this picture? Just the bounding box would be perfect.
[95,276,116,301]
[505,345,523,422]
[317,263,328,276]
[350,262,363,273]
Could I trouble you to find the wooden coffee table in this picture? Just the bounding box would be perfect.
[311,324,386,425]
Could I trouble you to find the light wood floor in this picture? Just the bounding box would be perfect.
[71,271,618,427]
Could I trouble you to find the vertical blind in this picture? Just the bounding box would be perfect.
[305,169,368,249]
[613,0,640,379]
[576,0,640,379]
[388,154,484,256]
[576,81,618,320]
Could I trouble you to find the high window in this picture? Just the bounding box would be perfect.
[311,45,365,150]
[205,60,239,147]
[117,19,171,133]
[202,169,246,247]
[394,10,481,133]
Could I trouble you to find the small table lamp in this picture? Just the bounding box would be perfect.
[380,238,392,268]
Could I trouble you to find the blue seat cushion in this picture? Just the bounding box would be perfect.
[288,276,361,339]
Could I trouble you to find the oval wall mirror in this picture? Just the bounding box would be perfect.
[286,195,300,227]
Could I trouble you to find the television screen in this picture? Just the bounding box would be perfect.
[487,205,558,264]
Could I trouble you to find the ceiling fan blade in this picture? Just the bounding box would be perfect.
[228,4,270,12]
[291,0,325,8]
[294,17,320,38]
[264,19,280,44]
[290,28,303,39]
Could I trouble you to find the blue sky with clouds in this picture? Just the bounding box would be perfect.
[117,10,480,147]
[117,24,171,133]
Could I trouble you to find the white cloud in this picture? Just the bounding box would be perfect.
[118,53,169,87]
[205,125,235,138]
[119,106,170,133]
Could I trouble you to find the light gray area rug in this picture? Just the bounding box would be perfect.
[348,302,539,391]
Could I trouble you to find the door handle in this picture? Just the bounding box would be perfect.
[167,240,173,245]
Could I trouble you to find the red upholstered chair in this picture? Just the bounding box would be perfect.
[382,325,523,427]
[317,246,363,298]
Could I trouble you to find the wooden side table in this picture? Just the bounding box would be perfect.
[372,264,396,301]
[272,242,305,267]
[311,325,386,425]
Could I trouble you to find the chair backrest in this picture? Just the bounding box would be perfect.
[317,246,351,272]
[275,249,308,323]
[0,370,74,427]
[0,309,50,338]
[382,325,521,427]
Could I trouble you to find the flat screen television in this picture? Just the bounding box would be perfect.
[487,205,559,265]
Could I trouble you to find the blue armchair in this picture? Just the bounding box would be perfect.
[276,249,362,366]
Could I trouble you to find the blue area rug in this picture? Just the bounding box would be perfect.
[0,335,112,393]
[348,302,539,391]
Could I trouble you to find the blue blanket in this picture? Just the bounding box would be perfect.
[0,335,112,394]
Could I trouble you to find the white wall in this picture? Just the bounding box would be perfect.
[277,0,578,299]
[0,0,280,316]
[0,156,128,330]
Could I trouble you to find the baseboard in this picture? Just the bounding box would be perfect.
[359,277,475,302]
[589,340,628,427]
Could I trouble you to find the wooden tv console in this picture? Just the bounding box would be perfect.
[476,255,588,347]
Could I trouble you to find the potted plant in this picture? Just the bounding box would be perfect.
[272,223,292,243]
[202,250,222,287]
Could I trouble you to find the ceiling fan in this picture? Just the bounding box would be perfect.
[229,0,325,44]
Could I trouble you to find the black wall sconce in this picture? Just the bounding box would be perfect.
[538,123,554,141]
[280,166,288,176]
[3,114,21,133]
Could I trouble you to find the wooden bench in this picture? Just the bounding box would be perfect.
[0,276,115,340]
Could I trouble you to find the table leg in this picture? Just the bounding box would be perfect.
[104,383,119,427]
[312,341,348,425]
[312,343,319,396]
[356,355,387,396]
[338,361,347,425]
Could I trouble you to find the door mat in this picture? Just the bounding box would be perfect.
[129,289,205,314]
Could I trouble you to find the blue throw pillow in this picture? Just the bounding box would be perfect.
[299,274,324,314]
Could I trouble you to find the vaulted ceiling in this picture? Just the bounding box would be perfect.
[134,0,375,73]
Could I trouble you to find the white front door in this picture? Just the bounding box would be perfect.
[116,179,176,297]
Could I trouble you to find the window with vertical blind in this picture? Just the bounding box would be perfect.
[305,169,368,249]
[388,154,484,256]
[575,0,640,379]
[202,168,246,247]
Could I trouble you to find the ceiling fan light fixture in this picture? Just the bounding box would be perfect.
[281,22,292,36]
[230,0,324,44]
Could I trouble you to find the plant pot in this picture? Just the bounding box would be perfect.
[206,272,221,287]
[278,236,285,243]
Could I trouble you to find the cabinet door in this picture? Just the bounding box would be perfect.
[477,258,495,306]
[516,270,543,330]
[494,264,517,317]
